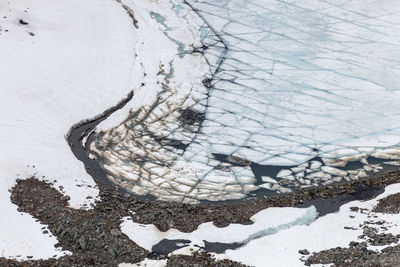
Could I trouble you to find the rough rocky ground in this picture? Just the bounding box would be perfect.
[305,242,400,267]
[373,192,400,214]
[166,252,247,267]
[1,170,400,266]
[0,178,246,267]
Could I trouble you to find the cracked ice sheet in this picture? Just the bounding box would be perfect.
[121,184,400,267]
[89,0,400,202]
[185,0,400,161]
[0,0,136,259]
[182,1,400,171]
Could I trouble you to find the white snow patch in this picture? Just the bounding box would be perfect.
[119,259,167,267]
[0,0,137,259]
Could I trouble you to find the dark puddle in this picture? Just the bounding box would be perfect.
[296,183,385,217]
[214,153,399,191]
[150,239,243,257]
[251,156,399,186]
[150,239,192,258]
[203,241,244,254]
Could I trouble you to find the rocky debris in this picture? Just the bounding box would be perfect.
[18,19,28,25]
[344,226,358,230]
[6,178,149,266]
[373,192,400,214]
[2,168,400,266]
[166,251,247,267]
[298,249,310,255]
[179,108,205,126]
[305,242,400,267]
[0,251,246,267]
[349,206,369,214]
[1,178,250,266]
[129,170,400,232]
[359,226,400,246]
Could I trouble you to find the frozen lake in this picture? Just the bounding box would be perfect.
[89,0,400,202]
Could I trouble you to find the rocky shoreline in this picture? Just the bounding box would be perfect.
[1,169,400,266]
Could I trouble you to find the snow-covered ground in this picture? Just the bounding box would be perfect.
[121,183,400,267]
[120,259,167,267]
[0,0,137,259]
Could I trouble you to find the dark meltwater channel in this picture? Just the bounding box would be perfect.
[66,91,134,193]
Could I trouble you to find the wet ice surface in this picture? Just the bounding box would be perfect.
[89,0,400,202]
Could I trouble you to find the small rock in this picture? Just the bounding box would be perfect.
[78,237,86,249]
[349,241,359,247]
[299,249,310,255]
[110,229,121,236]
[19,19,28,25]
